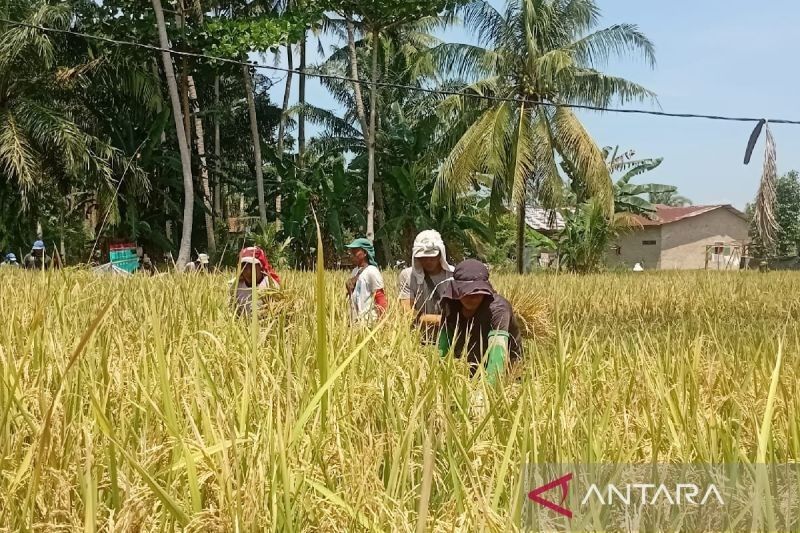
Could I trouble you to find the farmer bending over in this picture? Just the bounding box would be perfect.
[345,238,387,324]
[231,246,281,317]
[397,230,453,339]
[438,259,522,384]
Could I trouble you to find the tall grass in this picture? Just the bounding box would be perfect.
[0,269,798,530]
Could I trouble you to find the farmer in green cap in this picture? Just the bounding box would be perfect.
[345,238,387,323]
[438,259,522,384]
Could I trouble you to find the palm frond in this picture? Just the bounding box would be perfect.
[508,103,535,204]
[435,106,502,205]
[571,24,656,69]
[287,103,361,139]
[429,42,498,82]
[485,100,513,181]
[558,0,601,36]
[15,99,89,173]
[557,68,658,107]
[455,0,507,48]
[531,111,564,209]
[611,210,644,232]
[0,109,41,196]
[531,48,575,86]
[0,1,71,68]
[551,106,612,213]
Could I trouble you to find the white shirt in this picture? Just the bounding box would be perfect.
[230,277,269,317]
[349,265,384,323]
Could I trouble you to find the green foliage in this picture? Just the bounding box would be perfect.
[202,14,309,58]
[774,171,800,256]
[750,170,800,258]
[321,0,461,28]
[268,151,365,268]
[434,0,656,271]
[554,199,636,273]
[0,0,659,270]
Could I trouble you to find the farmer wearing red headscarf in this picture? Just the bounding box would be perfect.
[231,246,281,317]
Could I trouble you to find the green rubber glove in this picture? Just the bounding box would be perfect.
[485,330,509,385]
[438,328,451,358]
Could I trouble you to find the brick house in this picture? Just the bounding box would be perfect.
[525,204,751,270]
[608,205,750,270]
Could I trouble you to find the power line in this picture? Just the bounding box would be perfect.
[4,16,800,126]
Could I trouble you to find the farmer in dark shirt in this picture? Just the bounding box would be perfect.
[438,259,522,384]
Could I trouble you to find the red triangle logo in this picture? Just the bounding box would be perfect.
[528,472,573,518]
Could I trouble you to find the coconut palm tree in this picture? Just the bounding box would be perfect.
[434,0,656,272]
[0,2,119,206]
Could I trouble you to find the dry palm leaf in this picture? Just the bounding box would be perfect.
[745,120,780,252]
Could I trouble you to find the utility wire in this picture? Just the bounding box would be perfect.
[4,16,800,126]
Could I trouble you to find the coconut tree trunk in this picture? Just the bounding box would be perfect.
[152,0,193,270]
[516,189,526,274]
[242,65,268,225]
[365,28,391,263]
[345,17,368,136]
[298,35,307,166]
[187,75,216,254]
[213,74,221,218]
[276,46,293,230]
[365,28,378,242]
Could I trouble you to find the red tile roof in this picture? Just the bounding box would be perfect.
[635,204,747,226]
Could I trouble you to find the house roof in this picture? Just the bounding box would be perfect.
[525,207,566,231]
[634,204,748,226]
[525,204,748,231]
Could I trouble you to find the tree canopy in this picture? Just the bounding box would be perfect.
[0,0,675,271]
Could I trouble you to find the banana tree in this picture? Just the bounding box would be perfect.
[565,147,675,215]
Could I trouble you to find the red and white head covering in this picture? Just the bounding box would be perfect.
[239,246,281,286]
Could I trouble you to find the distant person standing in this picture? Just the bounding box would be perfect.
[139,254,157,275]
[345,238,387,324]
[23,241,49,270]
[1,253,20,268]
[397,230,454,337]
[185,252,211,273]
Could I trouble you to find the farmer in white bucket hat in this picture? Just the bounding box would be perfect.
[185,252,211,273]
[398,230,454,337]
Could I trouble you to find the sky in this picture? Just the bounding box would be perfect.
[263,0,800,210]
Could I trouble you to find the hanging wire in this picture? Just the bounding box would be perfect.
[3,16,800,126]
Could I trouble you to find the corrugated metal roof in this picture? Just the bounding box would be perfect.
[525,208,566,231]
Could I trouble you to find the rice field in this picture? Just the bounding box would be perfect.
[1,269,798,531]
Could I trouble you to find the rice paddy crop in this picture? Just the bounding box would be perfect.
[1,269,798,531]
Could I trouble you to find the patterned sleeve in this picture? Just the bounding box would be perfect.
[397,267,412,300]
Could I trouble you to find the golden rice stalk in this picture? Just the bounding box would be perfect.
[505,288,552,339]
[257,287,303,319]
